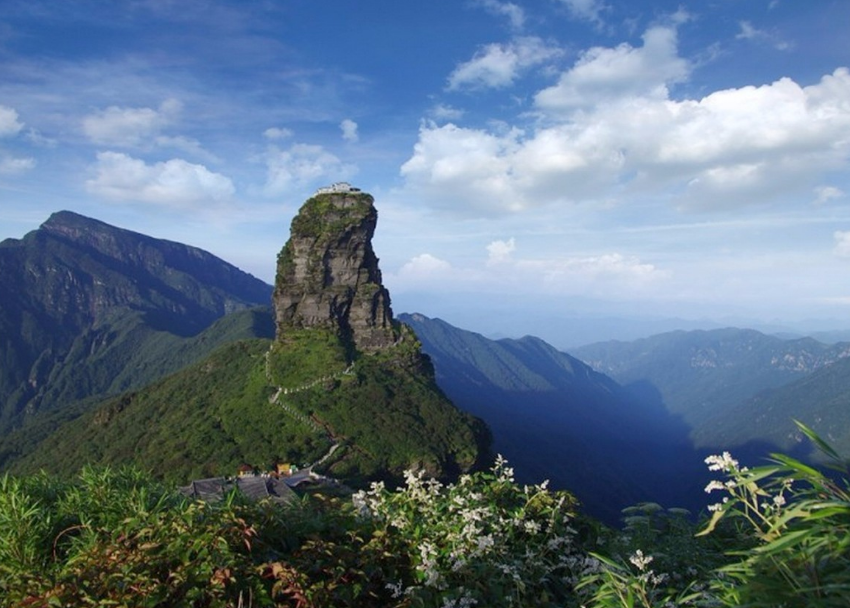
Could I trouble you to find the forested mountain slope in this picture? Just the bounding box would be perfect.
[0,211,272,432]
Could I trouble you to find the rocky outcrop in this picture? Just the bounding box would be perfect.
[273,189,398,352]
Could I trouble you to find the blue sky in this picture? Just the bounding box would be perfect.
[2,0,850,343]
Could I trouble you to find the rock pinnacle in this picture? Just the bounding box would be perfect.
[273,184,398,352]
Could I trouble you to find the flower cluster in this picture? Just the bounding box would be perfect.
[352,456,588,607]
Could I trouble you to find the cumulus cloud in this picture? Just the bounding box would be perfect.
[834,231,850,258]
[82,99,182,147]
[814,186,844,205]
[0,106,35,175]
[86,151,234,206]
[486,238,516,265]
[403,22,850,215]
[0,106,24,137]
[429,104,465,121]
[340,119,359,142]
[263,143,356,196]
[398,253,453,279]
[264,127,293,140]
[0,156,35,174]
[535,26,689,112]
[447,37,562,90]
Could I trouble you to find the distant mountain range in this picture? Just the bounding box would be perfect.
[572,330,850,460]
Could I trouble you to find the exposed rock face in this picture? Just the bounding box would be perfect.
[273,189,398,351]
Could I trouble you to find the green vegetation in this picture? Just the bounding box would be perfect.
[571,328,849,437]
[7,339,331,483]
[696,356,850,460]
[5,324,485,484]
[3,424,847,607]
[0,210,272,435]
[268,327,350,388]
[283,332,486,481]
[289,192,375,240]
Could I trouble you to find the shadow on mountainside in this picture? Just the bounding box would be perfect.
[400,313,818,525]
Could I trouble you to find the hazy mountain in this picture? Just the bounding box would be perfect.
[572,328,850,430]
[0,210,273,432]
[694,355,850,460]
[399,313,710,523]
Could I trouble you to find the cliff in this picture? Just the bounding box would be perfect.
[273,189,398,352]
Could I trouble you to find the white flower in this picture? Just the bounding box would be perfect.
[524,520,541,534]
[704,480,725,493]
[705,452,739,473]
[476,534,495,553]
[386,581,404,598]
[629,549,653,571]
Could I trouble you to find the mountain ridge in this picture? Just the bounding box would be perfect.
[1,196,487,484]
[0,210,273,431]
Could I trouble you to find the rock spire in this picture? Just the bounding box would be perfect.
[273,187,398,352]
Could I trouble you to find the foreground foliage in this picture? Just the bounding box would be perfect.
[2,423,848,607]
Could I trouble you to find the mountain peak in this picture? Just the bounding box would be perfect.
[273,187,398,352]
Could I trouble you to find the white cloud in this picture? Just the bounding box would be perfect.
[155,135,218,162]
[263,127,293,140]
[0,156,35,174]
[391,244,666,301]
[476,0,525,30]
[26,128,56,148]
[834,231,850,258]
[0,106,24,137]
[82,99,182,147]
[557,0,607,24]
[398,253,453,279]
[429,104,465,121]
[736,20,790,51]
[527,253,666,286]
[263,143,356,196]
[403,20,850,216]
[448,37,562,90]
[86,151,235,206]
[535,26,689,112]
[400,122,525,213]
[814,186,844,205]
[486,237,516,265]
[340,118,359,143]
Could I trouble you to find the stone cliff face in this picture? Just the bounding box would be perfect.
[273,189,398,352]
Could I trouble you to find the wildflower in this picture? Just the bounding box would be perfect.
[524,520,541,534]
[476,534,495,553]
[704,480,725,493]
[629,549,653,571]
[704,452,739,473]
[386,581,404,599]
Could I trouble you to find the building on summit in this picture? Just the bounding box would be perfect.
[314,182,361,195]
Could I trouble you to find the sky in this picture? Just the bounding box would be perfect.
[1,0,850,345]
